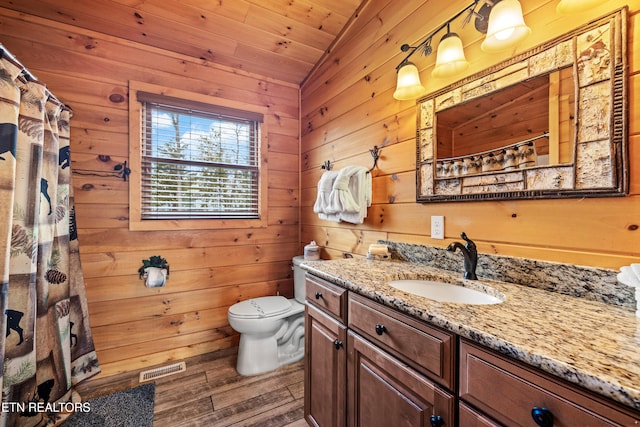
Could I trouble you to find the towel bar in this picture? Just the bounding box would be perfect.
[320,145,381,173]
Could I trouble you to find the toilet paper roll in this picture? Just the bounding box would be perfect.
[145,267,167,288]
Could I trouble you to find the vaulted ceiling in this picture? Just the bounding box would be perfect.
[0,0,367,84]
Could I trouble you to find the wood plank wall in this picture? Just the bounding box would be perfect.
[0,8,301,377]
[1,0,638,382]
[301,0,639,269]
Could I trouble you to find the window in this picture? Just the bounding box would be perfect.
[129,82,268,230]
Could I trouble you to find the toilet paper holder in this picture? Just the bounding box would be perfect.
[138,256,170,288]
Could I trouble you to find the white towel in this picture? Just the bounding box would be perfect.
[314,171,337,213]
[327,166,359,214]
[313,171,341,222]
[341,166,371,224]
[328,166,371,224]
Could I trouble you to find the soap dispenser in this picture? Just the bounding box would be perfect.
[304,241,320,261]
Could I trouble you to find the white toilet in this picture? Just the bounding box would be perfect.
[227,256,307,376]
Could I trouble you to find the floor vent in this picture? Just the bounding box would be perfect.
[139,361,186,382]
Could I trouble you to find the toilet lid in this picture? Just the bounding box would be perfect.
[228,296,292,319]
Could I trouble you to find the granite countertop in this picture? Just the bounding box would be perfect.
[300,258,640,411]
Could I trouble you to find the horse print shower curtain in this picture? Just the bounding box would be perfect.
[0,48,100,426]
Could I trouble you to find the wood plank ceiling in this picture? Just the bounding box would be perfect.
[0,0,367,84]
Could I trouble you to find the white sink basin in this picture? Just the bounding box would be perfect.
[388,280,503,305]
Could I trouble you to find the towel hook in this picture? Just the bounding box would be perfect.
[321,160,333,170]
[369,146,381,171]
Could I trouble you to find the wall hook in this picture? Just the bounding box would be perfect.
[321,160,333,171]
[114,161,131,181]
[369,146,381,171]
[74,158,132,181]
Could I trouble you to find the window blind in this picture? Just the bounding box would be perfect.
[139,97,261,220]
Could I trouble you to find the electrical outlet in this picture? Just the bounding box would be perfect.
[431,216,444,239]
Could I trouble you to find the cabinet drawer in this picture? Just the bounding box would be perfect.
[305,274,347,323]
[348,293,455,389]
[460,339,640,426]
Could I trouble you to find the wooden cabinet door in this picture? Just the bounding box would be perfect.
[347,331,454,427]
[305,304,347,427]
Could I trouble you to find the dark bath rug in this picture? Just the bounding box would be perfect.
[63,382,155,427]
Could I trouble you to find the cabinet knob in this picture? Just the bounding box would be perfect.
[531,407,553,427]
[375,324,386,335]
[315,292,323,300]
[429,415,444,427]
[333,339,343,350]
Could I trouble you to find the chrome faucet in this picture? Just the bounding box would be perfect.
[446,232,478,280]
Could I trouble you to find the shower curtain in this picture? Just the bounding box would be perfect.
[0,48,100,426]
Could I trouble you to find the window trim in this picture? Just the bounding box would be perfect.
[128,81,269,231]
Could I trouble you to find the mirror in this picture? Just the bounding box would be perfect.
[416,8,628,202]
[435,68,575,174]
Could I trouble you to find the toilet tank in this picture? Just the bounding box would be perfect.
[292,256,306,304]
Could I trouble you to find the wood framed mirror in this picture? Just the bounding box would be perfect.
[416,8,628,202]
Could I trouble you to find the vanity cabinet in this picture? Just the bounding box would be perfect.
[460,339,640,426]
[305,276,455,427]
[305,273,640,427]
[305,275,348,427]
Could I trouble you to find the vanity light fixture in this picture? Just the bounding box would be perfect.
[393,0,531,101]
[556,0,606,15]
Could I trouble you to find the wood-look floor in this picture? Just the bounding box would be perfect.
[75,347,306,426]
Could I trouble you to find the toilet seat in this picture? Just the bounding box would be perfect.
[228,296,292,319]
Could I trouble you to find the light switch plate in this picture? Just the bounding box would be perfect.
[431,216,444,239]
